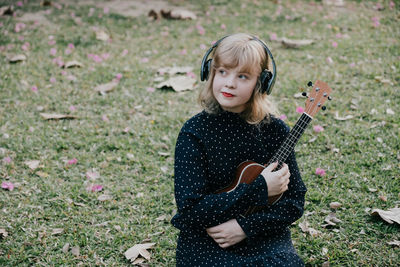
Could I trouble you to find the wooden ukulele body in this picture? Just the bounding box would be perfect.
[216,160,283,215]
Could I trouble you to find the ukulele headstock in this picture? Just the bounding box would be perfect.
[304,80,332,118]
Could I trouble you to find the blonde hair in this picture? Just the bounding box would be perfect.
[198,33,278,125]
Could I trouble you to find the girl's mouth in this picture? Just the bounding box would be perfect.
[222,92,234,97]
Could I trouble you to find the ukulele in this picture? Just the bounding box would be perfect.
[216,80,332,216]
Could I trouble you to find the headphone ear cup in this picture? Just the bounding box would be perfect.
[259,70,272,94]
[201,59,212,81]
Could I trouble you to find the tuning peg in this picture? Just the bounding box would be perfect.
[307,81,313,87]
[302,92,307,97]
[328,96,332,101]
[321,106,327,111]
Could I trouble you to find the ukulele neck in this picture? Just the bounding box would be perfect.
[268,113,313,167]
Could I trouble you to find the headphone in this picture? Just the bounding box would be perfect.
[200,35,277,95]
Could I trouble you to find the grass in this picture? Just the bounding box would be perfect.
[0,0,399,266]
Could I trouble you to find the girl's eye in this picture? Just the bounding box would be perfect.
[238,74,248,79]
[219,69,226,75]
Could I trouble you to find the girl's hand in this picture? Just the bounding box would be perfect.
[206,219,247,248]
[261,162,290,197]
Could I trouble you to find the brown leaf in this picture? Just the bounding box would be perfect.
[323,212,342,227]
[156,76,196,92]
[329,202,341,209]
[71,246,80,257]
[25,160,40,170]
[62,243,70,253]
[94,81,119,94]
[387,240,400,247]
[379,195,387,202]
[124,243,156,262]
[371,208,400,224]
[280,37,314,48]
[8,54,26,63]
[64,61,83,69]
[334,111,354,121]
[298,221,321,237]
[40,113,77,120]
[35,171,49,178]
[0,6,13,16]
[95,30,110,41]
[157,66,193,75]
[0,228,8,238]
[168,9,197,20]
[51,228,64,235]
[97,194,113,201]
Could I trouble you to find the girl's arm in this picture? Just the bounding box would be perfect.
[235,151,307,241]
[172,131,270,231]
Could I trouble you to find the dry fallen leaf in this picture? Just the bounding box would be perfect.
[124,242,156,262]
[334,111,354,121]
[156,76,196,92]
[374,76,393,85]
[157,66,193,75]
[64,60,83,69]
[40,113,77,120]
[329,202,342,209]
[97,194,113,201]
[0,6,13,16]
[371,208,400,224]
[323,212,343,227]
[25,160,40,170]
[280,37,314,48]
[35,171,49,178]
[94,81,119,94]
[387,240,400,247]
[299,221,321,237]
[71,246,80,257]
[62,243,70,253]
[8,54,26,63]
[95,30,110,41]
[51,228,64,235]
[149,8,196,20]
[379,195,387,202]
[0,228,8,238]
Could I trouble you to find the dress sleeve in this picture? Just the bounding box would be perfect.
[171,131,270,231]
[236,151,307,241]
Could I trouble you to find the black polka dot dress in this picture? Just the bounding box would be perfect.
[171,110,307,266]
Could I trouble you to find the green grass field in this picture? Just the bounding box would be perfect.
[0,0,399,266]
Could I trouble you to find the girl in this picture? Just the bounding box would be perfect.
[171,33,307,266]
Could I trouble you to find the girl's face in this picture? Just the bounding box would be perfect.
[212,65,258,113]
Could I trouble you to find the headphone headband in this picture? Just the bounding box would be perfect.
[200,34,276,95]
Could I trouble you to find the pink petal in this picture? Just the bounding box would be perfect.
[1,181,14,191]
[146,87,155,93]
[65,48,72,55]
[3,156,12,164]
[87,184,103,192]
[121,49,128,56]
[50,48,57,56]
[141,57,149,63]
[86,171,99,180]
[48,40,56,46]
[123,127,130,133]
[101,53,110,60]
[296,106,304,113]
[67,158,78,165]
[186,71,196,79]
[313,125,324,133]
[115,73,123,80]
[349,62,356,68]
[103,7,109,14]
[390,1,395,9]
[68,43,75,49]
[200,44,207,50]
[315,168,326,176]
[279,114,287,120]
[50,77,56,83]
[220,24,226,30]
[17,1,23,7]
[69,105,76,111]
[332,41,338,48]
[102,115,109,122]
[270,33,278,41]
[31,86,38,92]
[180,49,187,55]
[326,57,333,64]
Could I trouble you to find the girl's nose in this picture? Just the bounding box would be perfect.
[225,75,236,88]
